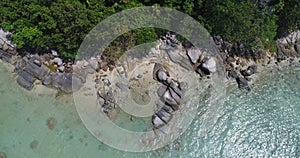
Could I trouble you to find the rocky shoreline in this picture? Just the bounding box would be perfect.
[1,28,300,135]
[1,28,300,94]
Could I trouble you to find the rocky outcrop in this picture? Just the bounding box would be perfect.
[151,63,185,128]
[15,54,84,93]
[17,56,49,90]
[201,57,217,74]
[0,28,17,63]
[277,30,300,59]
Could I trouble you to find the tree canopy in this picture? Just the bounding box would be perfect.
[0,0,299,58]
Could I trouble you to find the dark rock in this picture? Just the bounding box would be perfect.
[168,87,181,104]
[101,101,112,114]
[248,65,257,73]
[161,104,174,113]
[241,69,253,76]
[163,89,179,107]
[19,70,35,83]
[17,76,33,90]
[228,70,238,78]
[24,61,49,80]
[152,114,165,128]
[241,65,257,76]
[42,75,52,85]
[156,109,172,124]
[236,77,248,89]
[169,82,183,98]
[97,90,106,99]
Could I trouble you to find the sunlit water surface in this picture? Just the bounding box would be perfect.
[0,61,299,158]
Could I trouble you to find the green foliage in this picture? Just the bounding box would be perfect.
[202,0,278,50]
[12,26,44,48]
[273,0,300,36]
[0,0,298,59]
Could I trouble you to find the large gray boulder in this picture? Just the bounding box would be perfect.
[51,73,83,93]
[19,70,35,84]
[187,47,202,64]
[156,109,172,124]
[24,61,49,80]
[0,28,16,52]
[201,57,217,74]
[17,76,33,90]
[53,57,63,66]
[152,114,165,128]
[166,49,193,70]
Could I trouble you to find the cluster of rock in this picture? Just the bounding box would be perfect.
[213,35,263,90]
[0,28,17,63]
[97,88,117,119]
[160,32,219,77]
[277,30,300,59]
[14,52,113,93]
[151,63,187,128]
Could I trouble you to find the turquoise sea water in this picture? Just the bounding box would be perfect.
[0,61,299,158]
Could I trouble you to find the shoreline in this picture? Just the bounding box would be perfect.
[0,31,300,97]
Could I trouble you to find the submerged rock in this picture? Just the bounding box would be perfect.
[47,117,57,130]
[30,140,39,149]
[228,70,238,78]
[236,77,248,89]
[0,152,6,158]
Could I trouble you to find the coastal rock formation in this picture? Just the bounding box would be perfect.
[16,56,49,90]
[201,57,217,74]
[0,28,17,63]
[277,30,300,58]
[152,65,183,128]
[236,77,248,89]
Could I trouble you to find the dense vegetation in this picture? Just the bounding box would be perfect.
[0,0,299,59]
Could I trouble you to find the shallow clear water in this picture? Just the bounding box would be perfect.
[0,61,299,158]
